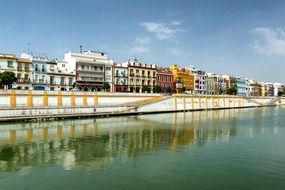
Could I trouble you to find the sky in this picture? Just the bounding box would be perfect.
[0,0,285,83]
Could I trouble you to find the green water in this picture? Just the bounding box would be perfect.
[0,107,284,190]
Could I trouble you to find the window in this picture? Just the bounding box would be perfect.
[42,65,45,72]
[50,76,54,84]
[60,77,65,85]
[35,64,39,72]
[17,74,21,81]
[106,67,111,71]
[81,65,85,70]
[35,75,38,82]
[50,65,54,71]
[100,66,103,71]
[68,78,73,86]
[62,64,65,68]
[7,60,13,68]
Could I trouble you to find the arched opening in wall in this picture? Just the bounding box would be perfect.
[90,87,95,92]
[83,86,88,91]
[61,87,66,91]
[34,86,45,91]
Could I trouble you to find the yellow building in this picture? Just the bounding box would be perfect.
[169,64,194,93]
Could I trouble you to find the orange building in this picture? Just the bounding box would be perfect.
[169,64,194,93]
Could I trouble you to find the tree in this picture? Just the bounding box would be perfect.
[102,82,110,92]
[0,71,17,89]
[142,85,149,93]
[153,85,162,93]
[278,90,284,97]
[226,85,237,95]
[165,86,172,94]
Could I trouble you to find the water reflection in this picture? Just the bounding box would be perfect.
[0,107,282,172]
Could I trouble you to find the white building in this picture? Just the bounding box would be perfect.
[64,51,114,91]
[47,60,75,91]
[113,63,128,92]
[273,83,284,96]
[0,53,17,89]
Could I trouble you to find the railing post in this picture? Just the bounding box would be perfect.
[27,90,33,107]
[70,92,75,106]
[10,90,16,108]
[57,92,62,106]
[43,91,48,107]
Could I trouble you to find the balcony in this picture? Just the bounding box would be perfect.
[34,79,47,84]
[16,78,31,84]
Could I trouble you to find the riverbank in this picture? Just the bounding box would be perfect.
[0,90,284,122]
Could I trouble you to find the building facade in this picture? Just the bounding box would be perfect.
[206,74,215,95]
[156,68,175,93]
[15,57,32,90]
[248,80,262,96]
[127,59,157,93]
[193,70,207,95]
[113,63,128,92]
[169,64,194,93]
[47,60,75,91]
[21,53,49,90]
[273,83,284,96]
[236,77,249,96]
[64,51,113,91]
[0,53,17,89]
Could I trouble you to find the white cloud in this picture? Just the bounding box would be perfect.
[129,46,149,54]
[140,22,183,40]
[250,27,285,56]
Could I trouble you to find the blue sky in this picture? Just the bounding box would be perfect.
[1,0,285,83]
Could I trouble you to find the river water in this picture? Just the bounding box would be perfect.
[0,107,284,190]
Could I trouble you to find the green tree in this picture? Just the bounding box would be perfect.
[153,85,162,93]
[165,86,172,93]
[0,71,17,89]
[102,82,110,92]
[142,85,149,93]
[226,85,237,95]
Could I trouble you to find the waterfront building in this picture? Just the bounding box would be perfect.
[169,64,194,93]
[236,77,249,96]
[47,60,75,91]
[126,59,157,93]
[0,53,17,89]
[206,74,215,95]
[273,83,284,96]
[156,68,175,93]
[113,63,128,92]
[260,82,274,97]
[248,80,262,96]
[221,75,231,94]
[15,57,32,90]
[21,53,49,90]
[64,51,114,91]
[192,68,207,95]
[206,73,224,95]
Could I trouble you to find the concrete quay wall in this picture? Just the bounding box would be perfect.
[0,90,284,122]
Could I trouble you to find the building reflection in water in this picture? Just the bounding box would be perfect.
[0,108,276,172]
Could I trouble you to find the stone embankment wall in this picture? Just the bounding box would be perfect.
[0,90,284,121]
